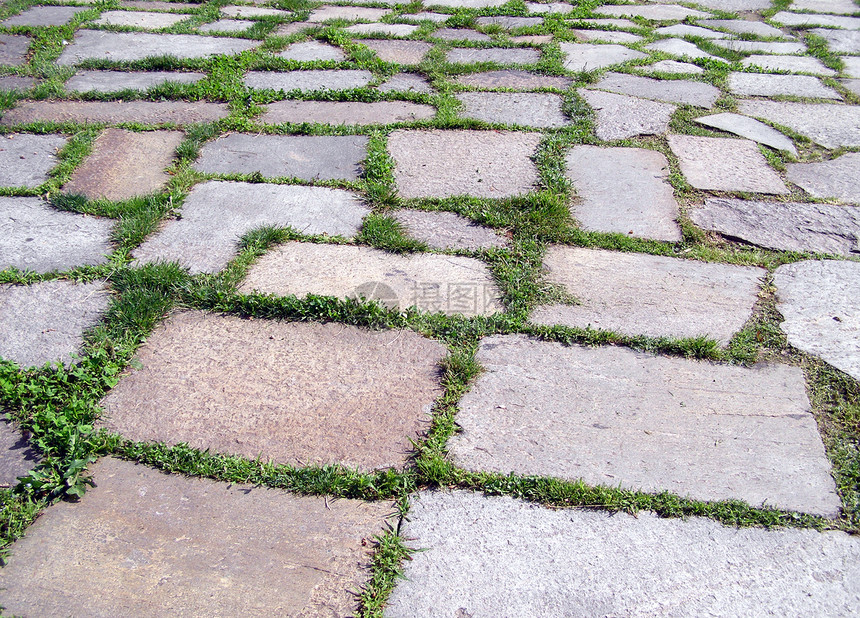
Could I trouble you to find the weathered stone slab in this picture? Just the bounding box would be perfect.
[654,24,727,39]
[2,6,88,27]
[728,72,840,99]
[239,243,504,316]
[0,134,67,188]
[194,134,366,181]
[455,69,571,90]
[475,16,544,29]
[198,19,255,33]
[713,40,807,54]
[571,29,642,43]
[772,12,860,29]
[274,21,320,36]
[646,38,719,61]
[244,69,373,91]
[699,19,789,38]
[361,39,431,63]
[559,43,647,72]
[94,10,187,28]
[526,1,572,13]
[446,47,541,65]
[432,28,492,41]
[787,152,860,204]
[378,73,433,93]
[592,72,720,107]
[0,421,38,487]
[793,0,860,14]
[742,55,836,76]
[277,40,345,61]
[0,76,35,91]
[580,90,675,140]
[427,0,507,6]
[221,5,290,18]
[398,12,450,23]
[65,70,205,93]
[668,135,789,194]
[0,280,110,368]
[0,35,30,66]
[531,246,764,344]
[456,92,569,128]
[0,197,113,272]
[567,146,681,242]
[570,18,637,28]
[645,59,704,74]
[309,5,390,21]
[844,56,860,78]
[842,78,860,94]
[393,209,508,250]
[135,181,369,273]
[737,100,860,148]
[262,100,435,125]
[1,101,228,126]
[120,1,198,10]
[695,112,798,155]
[386,493,858,617]
[389,129,541,198]
[693,0,771,9]
[775,260,860,381]
[595,4,710,20]
[345,22,418,36]
[0,458,393,616]
[811,28,860,52]
[509,34,553,45]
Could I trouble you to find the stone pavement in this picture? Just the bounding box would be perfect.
[0,0,858,616]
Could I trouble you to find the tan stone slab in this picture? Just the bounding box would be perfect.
[262,100,435,125]
[360,39,432,64]
[0,457,392,616]
[1,101,228,126]
[101,312,446,470]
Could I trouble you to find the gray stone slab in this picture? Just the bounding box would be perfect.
[775,259,860,380]
[474,16,544,29]
[559,43,647,72]
[346,23,418,37]
[0,76,36,92]
[742,54,837,76]
[198,19,255,33]
[508,34,553,45]
[239,243,504,316]
[361,39,432,64]
[695,112,798,156]
[0,35,31,66]
[446,47,541,65]
[525,2,573,14]
[645,59,704,74]
[389,129,541,198]
[580,89,675,140]
[570,18,637,28]
[842,77,860,93]
[2,6,88,27]
[571,29,642,43]
[277,40,345,61]
[432,28,492,42]
[456,92,569,128]
[393,210,508,250]
[668,134,789,194]
[262,100,435,125]
[455,69,571,90]
[531,246,764,345]
[398,12,450,23]
[427,0,508,6]
[567,146,681,242]
[94,10,187,28]
[811,28,860,52]
[244,69,373,91]
[693,0,771,9]
[378,73,433,93]
[737,100,860,148]
[0,421,38,487]
[728,72,841,99]
[221,5,290,18]
[0,457,393,616]
[309,5,390,21]
[0,134,67,188]
[793,0,860,14]
[654,24,728,39]
[772,11,860,28]
[787,152,860,203]
[120,1,198,11]
[0,280,110,368]
[386,492,859,617]
[65,70,205,93]
[714,40,807,54]
[646,38,719,61]
[690,197,860,256]
[844,56,860,77]
[595,4,710,20]
[699,19,789,38]
[0,197,113,272]
[592,72,720,107]
[194,134,366,181]
[1,100,228,126]
[275,21,318,36]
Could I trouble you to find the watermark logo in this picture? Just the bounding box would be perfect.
[350,281,502,315]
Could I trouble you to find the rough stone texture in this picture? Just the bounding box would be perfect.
[135,181,369,273]
[0,457,393,616]
[94,10,187,28]
[239,243,504,316]
[309,5,390,21]
[0,35,31,66]
[456,92,569,128]
[508,34,553,45]
[0,76,36,91]
[120,1,198,10]
[474,16,544,29]
[378,73,433,93]
[646,38,719,61]
[713,40,807,54]
[194,134,367,181]
[386,492,859,617]
[811,28,860,52]
[455,69,571,90]
[262,100,435,125]
[277,40,345,61]
[690,198,860,256]
[432,28,492,42]
[361,39,431,64]
[728,72,840,99]
[525,2,573,14]
[737,100,860,148]
[695,112,798,155]
[446,47,541,65]
[559,43,647,72]
[570,29,642,43]
[198,19,255,33]
[668,135,789,194]
[654,24,728,39]
[794,0,860,14]
[595,4,710,20]
[2,6,87,27]
[65,70,205,93]
[844,56,860,78]
[0,197,113,272]
[786,152,860,204]
[693,0,771,9]
[0,421,38,487]
[1,101,228,126]
[769,12,860,29]
[427,0,508,6]
[571,18,637,28]
[0,280,110,369]
[531,246,764,345]
[592,72,720,107]
[57,31,260,65]
[389,129,541,198]
[842,78,860,94]
[398,12,450,23]
[345,23,418,37]
[580,89,675,140]
[274,22,321,37]
[244,69,373,91]
[742,55,836,76]
[0,134,67,188]
[699,19,789,38]
[645,59,704,74]
[393,209,508,250]
[774,260,860,381]
[567,146,681,242]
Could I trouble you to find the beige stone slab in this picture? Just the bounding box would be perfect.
[101,312,446,469]
[261,100,435,125]
[360,39,432,64]
[1,101,228,126]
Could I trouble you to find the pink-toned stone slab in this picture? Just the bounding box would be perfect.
[262,100,435,125]
[1,101,228,126]
[360,39,432,64]
[454,70,572,90]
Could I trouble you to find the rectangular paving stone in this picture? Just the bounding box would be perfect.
[0,35,31,66]
[654,24,728,39]
[221,5,290,18]
[198,18,255,33]
[262,100,435,125]
[378,73,433,93]
[448,336,840,515]
[456,92,569,128]
[645,60,704,75]
[432,28,492,42]
[360,39,431,64]
[446,47,541,65]
[844,56,860,78]
[427,0,508,6]
[811,28,860,52]
[530,246,764,345]
[474,16,544,29]
[120,1,198,10]
[135,181,369,273]
[346,23,418,36]
[595,4,710,20]
[509,34,553,45]
[393,210,508,250]
[728,72,841,99]
[592,72,720,107]
[455,69,572,90]
[0,76,36,92]
[645,38,720,61]
[244,69,373,91]
[101,313,446,468]
[713,40,807,54]
[2,6,88,27]
[525,2,572,14]
[559,43,647,72]
[238,242,504,316]
[738,100,860,148]
[786,152,860,204]
[0,133,67,188]
[0,457,393,616]
[695,112,798,155]
[65,70,205,93]
[571,29,643,44]
[1,101,228,126]
[694,0,771,9]
[277,40,346,61]
[699,19,789,38]
[793,0,860,14]
[308,5,390,21]
[94,10,188,28]
[771,12,860,29]
[0,421,38,487]
[386,492,859,617]
[580,89,675,141]
[397,12,450,23]
[742,55,836,76]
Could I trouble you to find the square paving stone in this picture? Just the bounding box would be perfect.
[695,112,798,155]
[559,43,647,72]
[2,6,88,27]
[0,35,31,66]
[63,129,183,202]
[454,69,571,90]
[591,72,720,107]
[360,39,431,64]
[392,209,508,250]
[65,70,205,93]
[668,134,789,194]
[0,134,67,188]
[811,28,860,52]
[456,92,569,128]
[198,19,255,33]
[771,12,860,28]
[446,47,541,65]
[644,60,704,75]
[244,69,373,91]
[0,421,38,487]
[530,246,764,345]
[277,40,346,61]
[221,5,290,18]
[794,0,860,14]
[134,181,369,273]
[447,336,839,515]
[786,152,860,204]
[595,4,710,20]
[0,197,113,272]
[645,38,719,61]
[742,55,836,76]
[386,492,859,617]
[690,198,860,256]
[0,280,110,368]
[567,146,681,242]
[699,19,789,38]
[389,129,541,199]
[194,134,367,181]
[101,314,446,468]
[728,72,840,99]
[580,89,675,140]
[238,242,504,316]
[378,73,433,93]
[345,23,418,37]
[571,29,642,44]
[308,5,390,21]
[431,28,492,42]
[713,40,807,54]
[1,101,228,126]
[737,100,860,148]
[262,100,435,125]
[0,76,36,92]
[474,16,544,29]
[775,260,860,381]
[0,457,393,616]
[94,10,188,28]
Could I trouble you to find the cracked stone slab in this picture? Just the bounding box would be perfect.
[695,112,798,155]
[811,28,860,52]
[389,129,541,198]
[738,100,860,148]
[742,55,836,76]
[592,72,720,107]
[559,43,647,72]
[580,89,675,140]
[531,246,764,345]
[2,6,88,26]
[793,0,860,14]
[786,152,860,204]
[0,421,38,487]
[378,73,433,93]
[474,16,544,29]
[0,197,113,272]
[360,39,431,63]
[221,5,289,18]
[262,100,435,125]
[94,10,187,28]
[571,29,642,43]
[65,70,205,93]
[456,92,569,128]
[644,60,704,74]
[244,69,373,91]
[772,12,860,28]
[345,23,418,37]
[0,134,67,188]
[431,28,492,42]
[0,457,394,616]
[668,135,789,194]
[277,40,345,61]
[728,72,840,99]
[654,24,727,39]
[699,19,789,38]
[0,76,35,91]
[309,5,390,21]
[0,35,31,66]
[239,242,503,316]
[567,146,681,242]
[1,100,228,126]
[595,4,710,20]
[134,181,369,273]
[386,492,859,617]
[392,209,508,250]
[446,47,541,65]
[713,40,807,54]
[774,260,860,381]
[455,69,571,90]
[198,19,255,33]
[646,38,720,61]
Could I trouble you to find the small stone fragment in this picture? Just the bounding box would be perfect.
[695,112,798,155]
[392,210,508,250]
[579,89,675,140]
[0,421,38,487]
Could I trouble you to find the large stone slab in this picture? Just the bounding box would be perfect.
[728,72,840,99]
[695,112,798,155]
[559,43,647,72]
[713,40,807,54]
[531,246,764,344]
[0,76,36,92]
[244,69,373,91]
[345,23,418,37]
[595,4,710,20]
[646,38,719,61]
[571,29,642,44]
[668,135,789,194]
[474,16,544,29]
[842,78,860,94]
[772,12,860,28]
[0,457,393,615]
[239,242,503,316]
[787,152,860,204]
[65,70,205,93]
[135,181,369,273]
[844,56,860,78]
[262,100,435,125]
[449,336,839,514]
[221,5,289,18]
[774,260,860,381]
[644,60,704,75]
[811,28,860,53]
[361,39,431,64]
[0,35,31,66]
[2,100,228,126]
[432,28,492,42]
[393,209,508,250]
[0,422,38,487]
[389,129,541,199]
[455,69,571,90]
[426,0,507,6]
[398,12,450,23]
[699,19,789,38]
[794,0,860,14]
[456,92,568,128]
[737,100,860,148]
[386,492,859,617]
[526,2,573,14]
[592,72,720,107]
[0,197,113,272]
[379,73,433,93]
[567,146,681,242]
[580,89,675,140]
[0,134,67,188]
[308,5,390,21]
[101,315,445,468]
[2,6,88,27]
[742,55,836,76]
[197,19,255,33]
[94,10,187,28]
[277,40,345,61]
[446,48,541,65]
[654,24,728,39]
[693,0,771,9]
